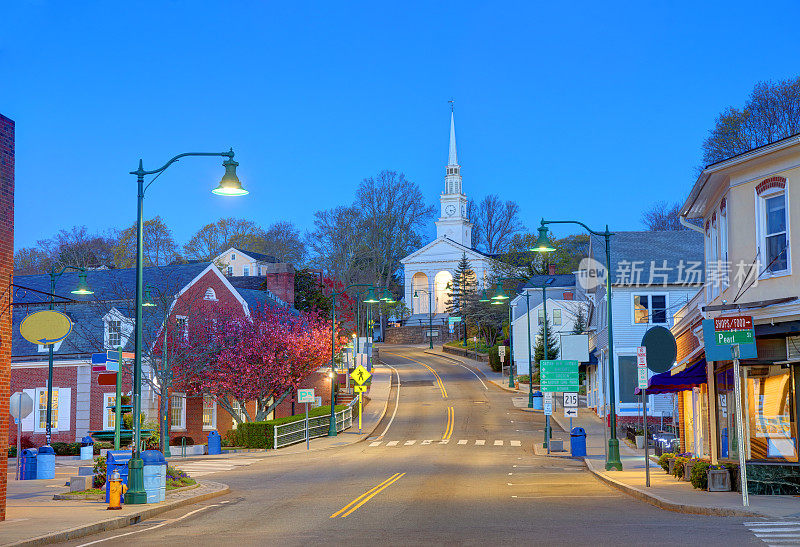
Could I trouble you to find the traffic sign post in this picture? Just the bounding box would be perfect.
[350,365,371,433]
[10,392,33,480]
[298,388,315,450]
[563,392,578,429]
[636,346,651,487]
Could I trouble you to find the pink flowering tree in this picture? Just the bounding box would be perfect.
[179,304,345,423]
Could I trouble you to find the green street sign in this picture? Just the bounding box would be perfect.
[715,330,754,345]
[540,360,579,393]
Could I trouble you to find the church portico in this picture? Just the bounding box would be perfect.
[401,105,494,322]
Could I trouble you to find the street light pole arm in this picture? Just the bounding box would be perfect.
[540,218,613,237]
[131,149,235,177]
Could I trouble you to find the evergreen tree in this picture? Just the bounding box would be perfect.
[446,253,477,316]
[572,306,587,334]
[534,315,559,366]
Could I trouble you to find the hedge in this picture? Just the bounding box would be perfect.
[488,346,501,372]
[228,404,346,449]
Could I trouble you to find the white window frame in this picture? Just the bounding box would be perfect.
[204,288,217,301]
[230,400,246,429]
[226,266,233,276]
[755,186,791,278]
[231,253,236,261]
[552,308,562,326]
[243,265,250,276]
[103,393,116,430]
[175,315,188,342]
[719,204,729,290]
[34,387,70,432]
[170,392,186,431]
[202,395,217,430]
[537,308,545,324]
[631,293,669,326]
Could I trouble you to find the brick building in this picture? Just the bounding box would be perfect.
[0,113,15,520]
[214,247,296,305]
[9,262,317,449]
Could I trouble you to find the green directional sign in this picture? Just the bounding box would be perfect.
[715,330,754,345]
[540,360,580,393]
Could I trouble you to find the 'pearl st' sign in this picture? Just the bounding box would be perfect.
[703,315,757,360]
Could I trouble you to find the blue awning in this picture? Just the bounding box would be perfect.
[635,358,707,395]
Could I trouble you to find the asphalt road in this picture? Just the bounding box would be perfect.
[67,346,762,546]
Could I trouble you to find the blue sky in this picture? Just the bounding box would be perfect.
[3,1,800,249]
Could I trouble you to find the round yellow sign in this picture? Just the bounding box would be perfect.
[20,310,73,345]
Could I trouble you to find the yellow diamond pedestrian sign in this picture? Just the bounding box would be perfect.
[351,365,371,385]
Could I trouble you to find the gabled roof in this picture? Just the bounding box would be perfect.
[226,247,279,263]
[589,230,704,286]
[11,262,286,359]
[521,274,576,290]
[401,236,491,264]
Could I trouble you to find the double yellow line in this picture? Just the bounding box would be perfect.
[383,351,448,398]
[442,406,454,440]
[330,473,406,518]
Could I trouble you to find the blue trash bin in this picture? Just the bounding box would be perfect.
[21,448,37,480]
[36,445,55,479]
[105,450,132,504]
[142,450,167,503]
[532,391,543,411]
[207,430,222,455]
[570,427,587,458]
[80,435,94,460]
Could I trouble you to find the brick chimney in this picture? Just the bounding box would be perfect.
[563,291,574,301]
[261,263,295,305]
[548,264,556,275]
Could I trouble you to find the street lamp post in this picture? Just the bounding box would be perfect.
[534,219,622,471]
[328,284,387,437]
[413,286,433,349]
[45,267,93,445]
[126,149,247,504]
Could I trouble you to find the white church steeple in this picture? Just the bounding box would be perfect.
[435,103,472,247]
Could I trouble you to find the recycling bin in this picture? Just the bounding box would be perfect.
[20,448,37,480]
[207,430,222,455]
[142,450,167,503]
[105,450,131,503]
[80,435,94,460]
[532,391,543,411]
[570,427,587,458]
[36,445,55,479]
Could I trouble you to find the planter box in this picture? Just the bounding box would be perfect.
[635,435,645,449]
[708,469,731,492]
[668,458,677,475]
[682,460,696,482]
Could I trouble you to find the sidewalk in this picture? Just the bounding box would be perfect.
[550,407,800,518]
[0,366,393,545]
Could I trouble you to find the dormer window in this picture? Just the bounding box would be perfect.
[103,309,133,349]
[204,288,217,301]
[108,320,121,347]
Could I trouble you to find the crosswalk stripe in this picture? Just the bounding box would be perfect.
[475,440,485,446]
[457,440,468,445]
[494,440,504,446]
[386,441,399,446]
[369,441,382,447]
[421,440,432,445]
[439,439,449,444]
[744,521,800,545]
[404,440,416,446]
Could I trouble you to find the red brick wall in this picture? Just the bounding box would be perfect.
[675,322,701,363]
[0,113,14,520]
[260,263,295,305]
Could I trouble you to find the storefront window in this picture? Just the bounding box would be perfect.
[716,364,797,462]
[745,365,797,461]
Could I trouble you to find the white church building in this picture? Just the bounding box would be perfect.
[401,109,494,322]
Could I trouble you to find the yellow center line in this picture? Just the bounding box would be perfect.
[331,473,405,518]
[330,473,406,518]
[383,351,447,398]
[340,473,406,518]
[443,406,454,440]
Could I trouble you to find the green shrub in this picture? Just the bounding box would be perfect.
[93,441,113,455]
[93,456,106,488]
[51,442,81,456]
[488,346,501,372]
[658,452,675,472]
[690,460,711,489]
[672,456,689,478]
[8,447,16,458]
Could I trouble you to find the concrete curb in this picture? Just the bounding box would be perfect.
[8,480,230,546]
[584,464,767,518]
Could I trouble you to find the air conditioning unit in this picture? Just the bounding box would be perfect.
[788,335,800,361]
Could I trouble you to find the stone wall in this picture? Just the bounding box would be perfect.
[384,325,456,345]
[441,344,489,363]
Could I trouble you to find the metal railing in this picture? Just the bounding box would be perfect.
[273,398,358,449]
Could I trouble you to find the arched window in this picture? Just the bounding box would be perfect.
[204,288,217,301]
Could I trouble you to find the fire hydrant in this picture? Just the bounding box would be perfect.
[107,470,127,510]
